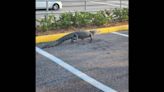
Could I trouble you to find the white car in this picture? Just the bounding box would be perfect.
[36,0,62,10]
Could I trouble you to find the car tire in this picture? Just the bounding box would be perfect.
[52,4,59,10]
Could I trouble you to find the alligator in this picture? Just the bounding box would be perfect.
[40,30,97,48]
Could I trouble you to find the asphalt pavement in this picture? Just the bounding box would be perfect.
[36,30,129,92]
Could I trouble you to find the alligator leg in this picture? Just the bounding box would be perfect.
[89,34,93,43]
[71,34,78,43]
[71,38,74,43]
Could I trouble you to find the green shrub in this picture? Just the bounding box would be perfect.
[58,12,73,28]
[36,8,128,31]
[92,11,109,26]
[121,8,128,21]
[72,12,94,27]
[104,9,112,16]
[112,8,128,22]
[36,14,56,32]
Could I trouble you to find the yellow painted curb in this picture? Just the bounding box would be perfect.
[36,25,128,44]
[96,25,128,34]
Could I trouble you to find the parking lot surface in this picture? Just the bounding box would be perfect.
[36,31,128,92]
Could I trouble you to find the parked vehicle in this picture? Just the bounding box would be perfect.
[36,0,62,10]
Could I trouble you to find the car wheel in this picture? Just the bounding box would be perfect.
[52,4,59,10]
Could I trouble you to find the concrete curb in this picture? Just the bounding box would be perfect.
[36,25,128,44]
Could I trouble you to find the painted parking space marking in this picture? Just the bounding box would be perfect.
[89,1,128,7]
[36,47,117,92]
[112,32,129,37]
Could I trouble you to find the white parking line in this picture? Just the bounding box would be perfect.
[89,1,128,7]
[36,47,117,92]
[110,1,129,5]
[112,32,129,37]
